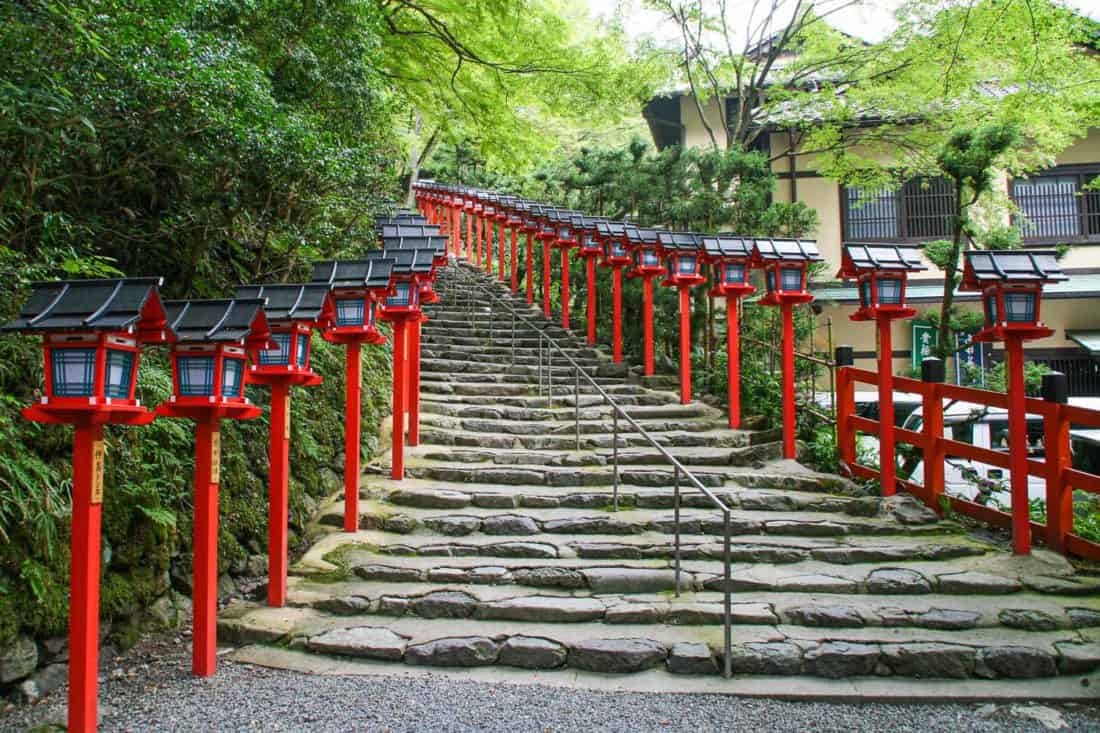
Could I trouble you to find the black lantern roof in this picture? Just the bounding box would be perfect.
[752,238,823,262]
[701,235,753,259]
[234,283,331,322]
[311,258,395,290]
[624,226,662,246]
[961,250,1067,288]
[2,277,166,334]
[164,298,269,344]
[381,235,448,255]
[370,248,435,275]
[657,232,702,252]
[596,221,627,240]
[379,224,442,239]
[840,243,926,274]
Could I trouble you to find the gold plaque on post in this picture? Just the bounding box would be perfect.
[91,440,105,504]
[284,397,291,441]
[211,431,221,484]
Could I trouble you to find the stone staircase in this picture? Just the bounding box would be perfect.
[221,260,1100,694]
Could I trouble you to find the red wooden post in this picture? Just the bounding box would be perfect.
[498,222,506,281]
[192,416,219,677]
[486,218,494,275]
[542,240,552,319]
[726,296,740,429]
[510,227,519,292]
[877,317,896,496]
[476,215,483,267]
[920,360,946,510]
[612,267,623,362]
[678,286,692,404]
[1005,335,1031,554]
[836,364,855,469]
[586,256,597,346]
[69,422,104,733]
[407,316,422,447]
[560,249,570,330]
[781,302,796,459]
[343,342,361,532]
[452,206,461,257]
[267,383,290,607]
[642,276,655,376]
[466,211,473,261]
[391,320,407,480]
[526,232,535,305]
[1044,383,1072,553]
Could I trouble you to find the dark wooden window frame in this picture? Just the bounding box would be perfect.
[1009,164,1100,246]
[839,175,955,243]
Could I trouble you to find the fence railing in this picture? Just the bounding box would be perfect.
[450,261,736,678]
[837,364,1100,560]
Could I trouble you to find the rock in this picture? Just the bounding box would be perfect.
[1022,575,1100,596]
[667,642,717,675]
[352,564,422,583]
[246,554,269,576]
[605,604,663,624]
[774,574,858,594]
[426,567,470,583]
[146,592,190,630]
[881,643,975,679]
[486,542,557,558]
[388,489,470,509]
[472,493,518,509]
[543,516,633,535]
[581,568,677,594]
[18,662,67,703]
[572,543,642,559]
[315,596,372,615]
[667,603,776,626]
[812,547,909,564]
[383,514,418,534]
[307,627,408,661]
[469,566,511,585]
[40,637,68,663]
[519,495,561,508]
[0,635,38,683]
[1054,641,1100,674]
[727,642,803,676]
[568,638,667,673]
[938,572,1021,595]
[217,573,238,600]
[879,494,939,525]
[377,597,410,616]
[916,608,982,630]
[1068,608,1100,629]
[405,636,499,667]
[1007,705,1069,731]
[411,591,479,619]
[998,609,1060,632]
[561,493,613,508]
[804,642,880,679]
[512,567,586,589]
[764,520,846,537]
[976,647,1057,679]
[481,515,540,536]
[475,596,604,622]
[498,636,568,669]
[784,605,865,628]
[866,568,932,595]
[216,617,287,645]
[424,516,482,536]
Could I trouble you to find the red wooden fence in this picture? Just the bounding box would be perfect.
[836,366,1100,560]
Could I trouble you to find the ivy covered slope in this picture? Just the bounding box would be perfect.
[0,0,399,652]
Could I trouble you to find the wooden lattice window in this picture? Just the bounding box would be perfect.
[841,176,954,242]
[1011,166,1100,243]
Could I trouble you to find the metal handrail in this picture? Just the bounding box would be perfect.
[448,261,734,678]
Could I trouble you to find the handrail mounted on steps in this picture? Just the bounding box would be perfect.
[445,261,735,678]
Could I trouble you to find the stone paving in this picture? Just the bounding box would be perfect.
[221,261,1100,695]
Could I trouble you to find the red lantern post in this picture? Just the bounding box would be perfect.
[3,278,170,733]
[312,259,394,530]
[507,202,522,292]
[574,215,604,346]
[960,250,1067,554]
[157,297,271,678]
[484,202,496,276]
[236,284,334,607]
[752,238,823,459]
[551,212,579,330]
[625,226,665,376]
[659,233,707,404]
[520,204,539,305]
[536,208,558,319]
[702,236,756,428]
[838,243,926,494]
[597,221,631,363]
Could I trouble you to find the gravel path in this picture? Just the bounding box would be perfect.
[3,633,1098,732]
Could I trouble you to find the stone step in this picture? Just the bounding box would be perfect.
[419,373,627,389]
[419,399,714,421]
[281,577,1099,635]
[218,603,1097,680]
[407,444,782,470]
[418,413,745,439]
[301,528,992,566]
[323,499,953,541]
[357,477,882,516]
[420,353,608,371]
[416,425,755,451]
[402,461,733,488]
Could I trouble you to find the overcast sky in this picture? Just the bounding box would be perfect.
[588,0,1100,46]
